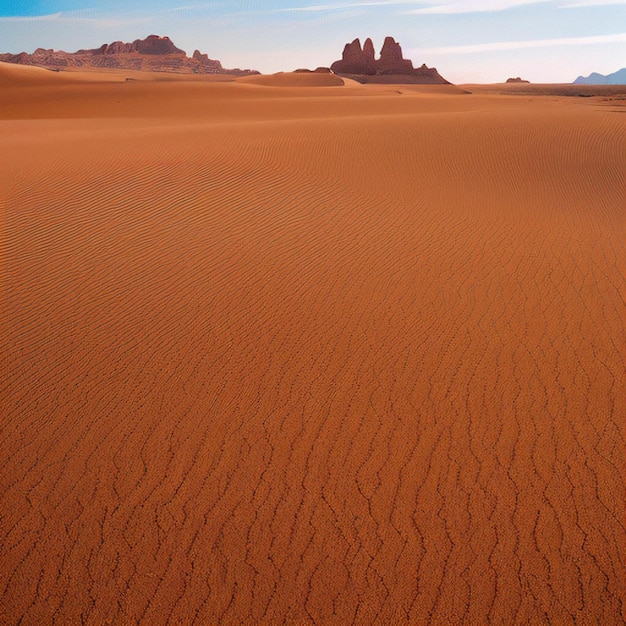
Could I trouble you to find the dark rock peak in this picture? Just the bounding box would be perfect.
[506,77,530,83]
[347,38,362,53]
[334,37,376,75]
[378,36,413,74]
[330,36,449,84]
[363,38,375,60]
[342,38,362,62]
[192,49,216,64]
[380,37,403,62]
[135,35,185,55]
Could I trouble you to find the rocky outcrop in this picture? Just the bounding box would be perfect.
[334,38,377,75]
[378,37,413,74]
[78,35,186,56]
[192,49,224,73]
[506,77,530,83]
[330,37,449,83]
[0,35,259,76]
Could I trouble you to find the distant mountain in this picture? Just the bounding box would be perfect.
[330,37,450,84]
[573,68,626,85]
[0,35,259,76]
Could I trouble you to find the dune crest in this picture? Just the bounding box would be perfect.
[237,71,345,87]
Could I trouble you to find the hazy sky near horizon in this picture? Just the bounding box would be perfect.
[1,1,624,82]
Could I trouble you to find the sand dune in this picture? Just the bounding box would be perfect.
[0,60,244,87]
[0,61,85,85]
[238,71,345,87]
[462,82,626,98]
[1,71,625,625]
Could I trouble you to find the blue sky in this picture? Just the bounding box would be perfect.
[0,1,624,82]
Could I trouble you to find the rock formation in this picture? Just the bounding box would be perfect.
[330,36,449,84]
[192,50,224,73]
[0,35,259,76]
[378,37,413,74]
[82,35,186,56]
[506,77,530,83]
[334,38,377,74]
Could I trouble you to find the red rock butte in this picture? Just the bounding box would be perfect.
[331,36,450,84]
[0,34,259,75]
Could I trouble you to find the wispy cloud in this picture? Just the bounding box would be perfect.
[267,0,625,14]
[0,12,63,21]
[415,32,626,53]
[407,0,625,12]
[560,0,626,6]
[407,1,552,14]
[276,1,421,11]
[155,3,217,13]
[276,4,341,10]
[0,11,148,27]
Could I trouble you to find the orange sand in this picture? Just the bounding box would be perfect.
[1,64,625,624]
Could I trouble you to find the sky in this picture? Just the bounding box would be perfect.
[0,1,624,82]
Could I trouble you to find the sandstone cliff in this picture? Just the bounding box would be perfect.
[0,35,259,76]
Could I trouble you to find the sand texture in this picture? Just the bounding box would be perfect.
[1,67,625,624]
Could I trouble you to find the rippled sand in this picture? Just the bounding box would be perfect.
[1,63,625,624]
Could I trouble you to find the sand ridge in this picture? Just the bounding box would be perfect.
[237,71,345,87]
[1,71,625,624]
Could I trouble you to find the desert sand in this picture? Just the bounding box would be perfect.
[1,63,625,624]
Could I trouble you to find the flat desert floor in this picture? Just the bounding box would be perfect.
[1,64,625,625]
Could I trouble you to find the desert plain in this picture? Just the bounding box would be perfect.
[1,62,625,625]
